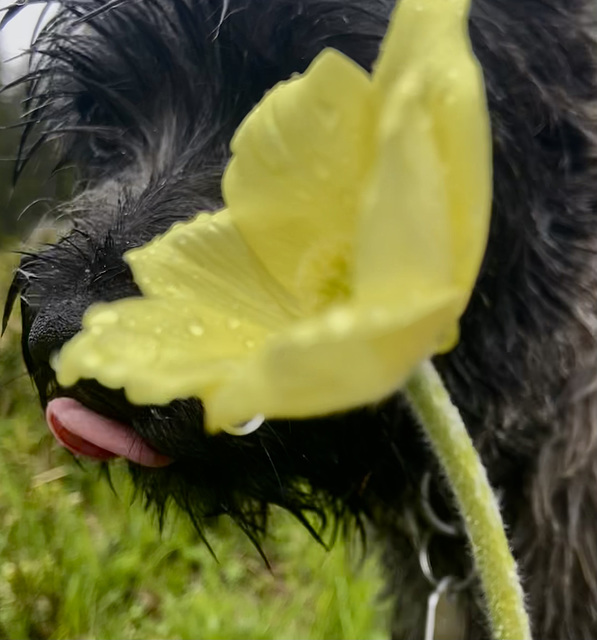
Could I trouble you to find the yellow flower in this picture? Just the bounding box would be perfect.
[54,0,492,434]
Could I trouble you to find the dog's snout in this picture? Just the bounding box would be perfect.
[26,303,83,370]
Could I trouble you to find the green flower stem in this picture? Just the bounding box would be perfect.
[404,361,531,640]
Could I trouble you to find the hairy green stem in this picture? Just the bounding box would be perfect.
[404,361,531,640]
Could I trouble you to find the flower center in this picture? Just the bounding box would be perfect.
[296,237,353,311]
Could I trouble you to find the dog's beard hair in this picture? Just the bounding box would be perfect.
[4,0,597,637]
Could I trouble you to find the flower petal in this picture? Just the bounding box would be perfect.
[54,0,491,433]
[355,72,453,308]
[373,0,471,96]
[126,209,300,328]
[222,49,374,301]
[426,42,492,297]
[55,209,303,404]
[55,298,265,406]
[203,289,463,431]
[368,0,491,297]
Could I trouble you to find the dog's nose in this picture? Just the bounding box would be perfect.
[27,304,83,370]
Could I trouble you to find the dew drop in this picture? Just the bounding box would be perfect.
[244,339,256,349]
[189,324,204,337]
[154,326,163,335]
[94,309,119,325]
[328,310,353,333]
[227,318,241,330]
[223,414,265,436]
[83,352,102,367]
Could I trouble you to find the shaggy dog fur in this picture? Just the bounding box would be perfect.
[4,0,597,637]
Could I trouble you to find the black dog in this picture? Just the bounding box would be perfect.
[4,0,597,637]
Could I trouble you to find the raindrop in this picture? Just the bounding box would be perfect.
[94,309,119,325]
[83,352,102,367]
[223,414,265,436]
[189,324,204,337]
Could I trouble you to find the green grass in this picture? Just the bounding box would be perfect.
[0,255,388,640]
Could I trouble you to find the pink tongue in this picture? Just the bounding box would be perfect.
[46,397,172,468]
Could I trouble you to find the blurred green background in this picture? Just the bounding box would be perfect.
[0,61,388,640]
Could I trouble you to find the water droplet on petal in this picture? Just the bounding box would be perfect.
[94,309,119,325]
[154,327,163,335]
[189,324,204,337]
[227,318,241,330]
[244,339,255,349]
[222,414,265,436]
[328,310,353,333]
[83,351,102,367]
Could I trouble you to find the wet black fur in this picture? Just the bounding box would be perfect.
[4,0,597,636]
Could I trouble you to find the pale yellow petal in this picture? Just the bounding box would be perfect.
[222,49,374,301]
[355,71,453,308]
[54,298,266,406]
[55,208,307,404]
[203,290,463,431]
[425,46,492,296]
[126,209,300,328]
[373,0,471,97]
[369,0,491,297]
